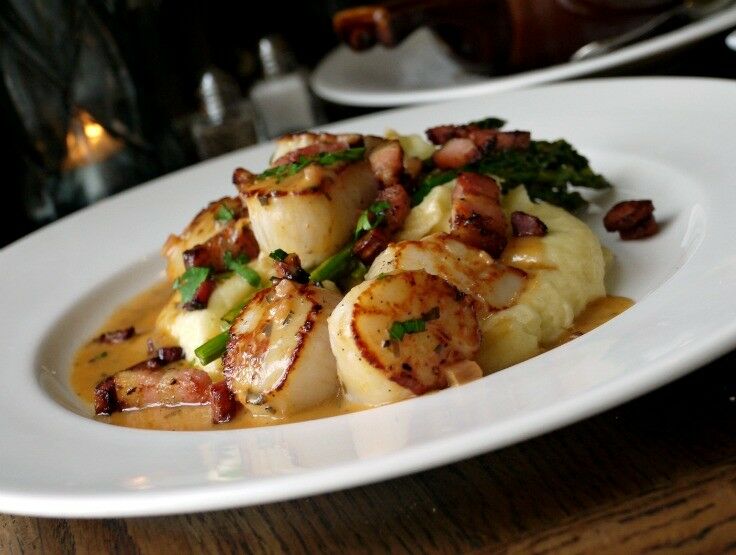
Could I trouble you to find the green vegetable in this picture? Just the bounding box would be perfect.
[389,319,426,341]
[469,116,506,129]
[354,200,391,238]
[269,249,288,262]
[173,267,210,304]
[412,140,610,210]
[256,147,366,181]
[194,332,229,365]
[215,204,235,222]
[388,306,440,342]
[411,170,459,206]
[224,252,261,287]
[309,243,355,283]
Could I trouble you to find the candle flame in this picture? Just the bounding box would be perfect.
[63,109,123,170]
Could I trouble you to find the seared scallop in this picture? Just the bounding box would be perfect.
[328,270,480,406]
[238,160,379,269]
[162,196,254,282]
[366,233,527,318]
[223,279,341,415]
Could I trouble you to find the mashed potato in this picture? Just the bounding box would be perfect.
[399,183,606,373]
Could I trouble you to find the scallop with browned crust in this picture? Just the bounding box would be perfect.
[238,160,379,269]
[328,270,480,406]
[223,279,341,415]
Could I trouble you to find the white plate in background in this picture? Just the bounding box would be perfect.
[312,8,736,106]
[1,77,736,518]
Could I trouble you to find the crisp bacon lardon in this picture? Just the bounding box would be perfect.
[604,200,658,240]
[511,211,548,238]
[182,278,217,311]
[93,346,209,415]
[353,185,411,264]
[96,326,135,344]
[210,381,239,423]
[450,172,508,258]
[427,123,531,153]
[432,138,481,170]
[183,218,259,272]
[368,140,404,187]
[273,253,310,284]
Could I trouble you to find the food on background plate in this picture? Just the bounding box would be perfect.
[71,117,655,431]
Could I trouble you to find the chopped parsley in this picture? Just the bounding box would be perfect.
[215,204,235,222]
[269,248,288,262]
[224,252,261,287]
[387,307,440,342]
[256,147,366,181]
[173,267,210,304]
[354,200,391,238]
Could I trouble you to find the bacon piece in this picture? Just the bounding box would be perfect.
[368,140,404,187]
[604,200,658,240]
[182,278,216,311]
[274,253,310,284]
[427,124,531,153]
[619,215,658,240]
[94,347,203,415]
[211,381,240,423]
[376,184,411,233]
[433,138,481,170]
[96,326,135,344]
[353,227,390,264]
[183,219,259,272]
[493,130,531,151]
[450,172,508,258]
[511,211,548,237]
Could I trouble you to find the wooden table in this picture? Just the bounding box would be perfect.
[1,350,734,554]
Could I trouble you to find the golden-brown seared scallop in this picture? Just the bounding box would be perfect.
[162,197,254,282]
[239,161,378,268]
[223,279,341,415]
[328,270,480,406]
[366,233,527,318]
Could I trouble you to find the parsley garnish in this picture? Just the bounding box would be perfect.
[256,147,366,181]
[354,200,391,238]
[224,252,261,287]
[173,267,210,304]
[269,249,288,262]
[387,307,440,342]
[215,204,235,222]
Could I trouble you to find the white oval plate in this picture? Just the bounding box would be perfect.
[2,78,736,518]
[311,8,736,106]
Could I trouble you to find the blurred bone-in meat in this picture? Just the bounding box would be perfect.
[333,0,680,73]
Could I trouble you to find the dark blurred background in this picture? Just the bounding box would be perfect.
[1,0,734,249]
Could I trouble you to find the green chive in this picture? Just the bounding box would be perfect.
[194,332,229,365]
[309,243,355,283]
